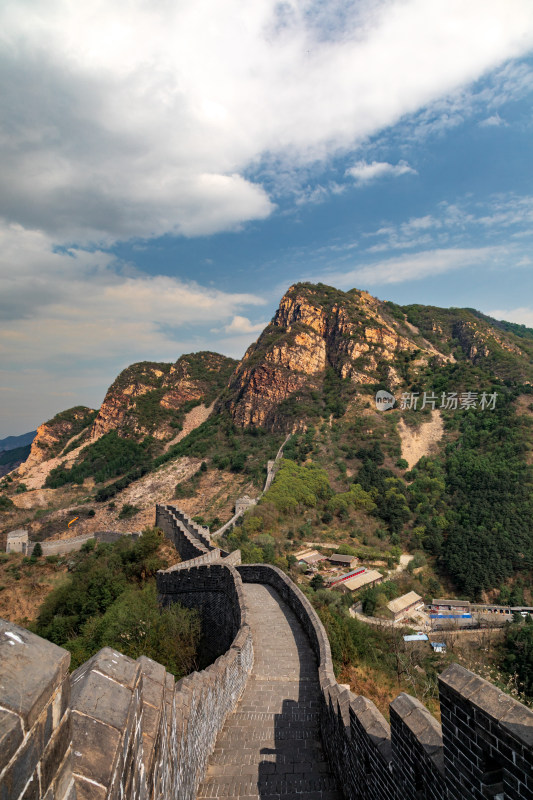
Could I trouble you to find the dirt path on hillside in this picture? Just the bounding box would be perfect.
[15,436,101,491]
[403,320,455,363]
[163,403,214,452]
[13,402,214,494]
[397,410,444,469]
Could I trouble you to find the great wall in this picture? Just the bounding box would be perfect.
[1,500,533,800]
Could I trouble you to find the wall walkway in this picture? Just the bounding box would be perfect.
[197,583,341,799]
[1,501,533,800]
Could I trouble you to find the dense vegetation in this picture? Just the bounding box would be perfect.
[441,390,533,596]
[32,529,200,675]
[503,617,533,698]
[156,411,285,486]
[45,431,155,488]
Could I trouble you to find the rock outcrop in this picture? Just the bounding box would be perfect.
[223,284,422,429]
[18,407,96,473]
[91,352,237,441]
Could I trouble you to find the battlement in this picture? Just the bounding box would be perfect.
[0,557,252,800]
[1,510,532,800]
[237,563,533,800]
[155,504,214,561]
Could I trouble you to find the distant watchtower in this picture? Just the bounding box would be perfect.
[6,529,29,554]
[235,495,257,515]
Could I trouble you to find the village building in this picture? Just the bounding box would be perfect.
[328,553,359,569]
[387,591,424,621]
[403,633,428,642]
[295,548,327,567]
[6,529,29,554]
[432,598,471,612]
[336,569,383,594]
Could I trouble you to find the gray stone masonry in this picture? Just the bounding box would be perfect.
[157,563,245,665]
[2,504,533,800]
[0,619,73,800]
[439,662,533,800]
[236,563,533,800]
[197,583,341,800]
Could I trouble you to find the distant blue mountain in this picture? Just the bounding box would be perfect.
[0,430,37,452]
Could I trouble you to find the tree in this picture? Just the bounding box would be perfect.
[310,574,325,590]
[32,542,43,558]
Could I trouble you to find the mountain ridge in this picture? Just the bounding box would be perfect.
[2,282,532,603]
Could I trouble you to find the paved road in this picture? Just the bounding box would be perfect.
[196,583,341,800]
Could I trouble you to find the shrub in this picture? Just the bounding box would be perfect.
[0,495,14,511]
[119,503,141,520]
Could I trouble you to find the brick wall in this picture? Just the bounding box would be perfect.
[0,619,73,800]
[157,562,245,665]
[237,563,533,800]
[0,557,252,800]
[2,513,533,800]
[155,505,213,561]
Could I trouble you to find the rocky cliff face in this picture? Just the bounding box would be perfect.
[16,284,533,471]
[19,407,96,472]
[223,284,429,429]
[90,361,170,439]
[91,352,237,441]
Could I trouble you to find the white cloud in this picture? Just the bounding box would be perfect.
[0,223,267,434]
[479,113,507,127]
[224,316,268,334]
[1,0,532,242]
[383,61,533,145]
[346,160,417,184]
[322,246,506,287]
[485,307,533,328]
[360,194,533,254]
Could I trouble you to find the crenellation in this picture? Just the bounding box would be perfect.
[390,693,445,800]
[2,511,533,800]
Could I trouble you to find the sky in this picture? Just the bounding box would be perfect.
[1,0,533,437]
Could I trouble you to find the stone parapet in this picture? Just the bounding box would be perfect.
[2,516,533,800]
[237,563,533,800]
[0,619,73,800]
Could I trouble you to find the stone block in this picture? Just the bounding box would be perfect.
[0,717,42,800]
[0,619,70,728]
[141,702,160,741]
[72,776,106,800]
[50,748,74,800]
[467,680,517,721]
[500,702,533,748]
[70,669,132,731]
[71,711,120,786]
[19,774,40,800]
[137,655,166,686]
[41,713,71,794]
[75,647,139,690]
[141,675,165,709]
[0,708,24,773]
